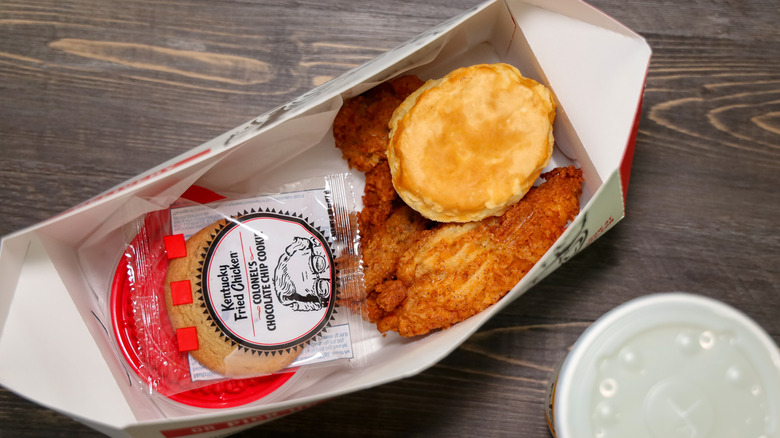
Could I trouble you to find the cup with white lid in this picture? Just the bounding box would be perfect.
[545,292,780,438]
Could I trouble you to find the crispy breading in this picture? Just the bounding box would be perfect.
[333,75,424,172]
[357,162,401,243]
[333,76,583,337]
[361,201,430,293]
[367,166,583,336]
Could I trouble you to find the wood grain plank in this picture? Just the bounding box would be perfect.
[0,0,778,436]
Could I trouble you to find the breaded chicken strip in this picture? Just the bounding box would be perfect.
[333,75,424,172]
[361,202,430,323]
[357,162,402,244]
[367,166,583,337]
[334,77,582,337]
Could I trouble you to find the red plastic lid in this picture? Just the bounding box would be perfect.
[110,186,296,409]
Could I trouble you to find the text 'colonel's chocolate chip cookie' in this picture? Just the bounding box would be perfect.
[164,209,338,378]
[387,63,556,223]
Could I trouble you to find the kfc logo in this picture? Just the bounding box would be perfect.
[202,210,337,352]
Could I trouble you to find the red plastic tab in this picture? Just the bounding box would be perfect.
[164,234,187,259]
[176,327,199,352]
[170,280,193,305]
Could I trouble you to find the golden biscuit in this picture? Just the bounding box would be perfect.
[387,63,556,222]
[164,219,301,378]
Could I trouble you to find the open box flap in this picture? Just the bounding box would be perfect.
[0,234,136,430]
[507,0,651,182]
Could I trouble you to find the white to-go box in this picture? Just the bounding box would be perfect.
[0,1,651,436]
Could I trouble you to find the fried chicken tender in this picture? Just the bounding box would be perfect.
[361,202,430,321]
[357,163,403,243]
[367,166,583,337]
[333,75,425,172]
[357,162,432,315]
[333,76,583,338]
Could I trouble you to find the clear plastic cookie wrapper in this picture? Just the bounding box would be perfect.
[102,173,371,408]
[545,292,780,438]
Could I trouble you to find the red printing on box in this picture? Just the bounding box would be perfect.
[619,82,648,204]
[170,280,193,305]
[164,234,187,259]
[176,327,199,352]
[160,404,315,437]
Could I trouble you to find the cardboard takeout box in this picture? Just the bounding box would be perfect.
[0,0,651,436]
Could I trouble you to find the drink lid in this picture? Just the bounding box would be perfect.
[553,293,780,437]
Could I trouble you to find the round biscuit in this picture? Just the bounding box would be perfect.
[387,63,555,222]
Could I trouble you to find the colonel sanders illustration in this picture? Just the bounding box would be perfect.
[273,236,331,311]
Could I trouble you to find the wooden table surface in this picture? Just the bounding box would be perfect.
[1,0,778,436]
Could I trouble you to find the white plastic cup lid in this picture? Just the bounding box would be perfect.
[551,292,780,438]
